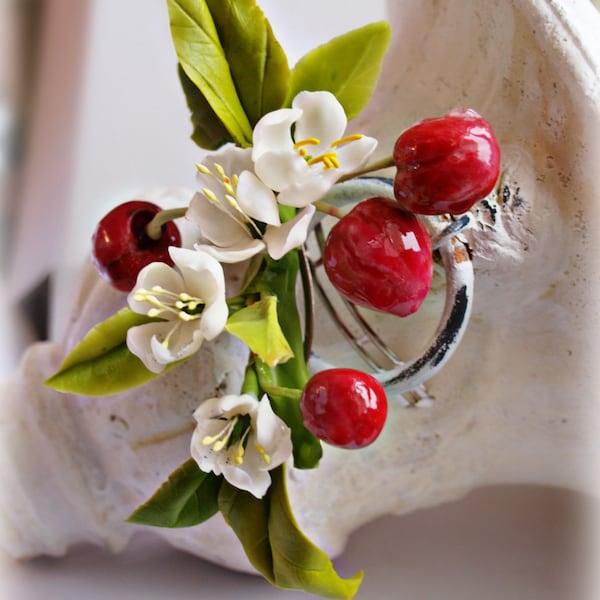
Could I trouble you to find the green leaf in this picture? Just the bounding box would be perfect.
[44,307,160,395]
[177,64,233,149]
[225,295,294,367]
[219,467,363,598]
[255,250,322,469]
[127,459,221,528]
[219,477,275,582]
[287,21,391,120]
[54,307,151,371]
[45,343,160,396]
[205,0,290,126]
[167,0,253,146]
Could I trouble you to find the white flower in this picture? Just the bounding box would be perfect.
[191,393,292,498]
[126,246,228,373]
[252,90,378,208]
[187,144,315,263]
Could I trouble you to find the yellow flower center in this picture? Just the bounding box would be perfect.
[133,286,204,322]
[293,134,364,170]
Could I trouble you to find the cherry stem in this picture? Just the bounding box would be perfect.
[313,200,349,219]
[337,155,395,183]
[146,207,187,240]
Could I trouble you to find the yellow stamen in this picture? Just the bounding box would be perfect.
[308,151,340,170]
[255,443,271,465]
[202,418,237,451]
[233,443,245,465]
[202,187,220,205]
[293,137,320,150]
[330,133,364,147]
[195,163,212,176]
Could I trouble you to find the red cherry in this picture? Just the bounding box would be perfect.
[393,108,501,215]
[300,368,387,449]
[91,200,181,292]
[323,197,432,317]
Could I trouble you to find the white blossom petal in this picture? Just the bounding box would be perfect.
[168,247,228,340]
[126,321,178,373]
[127,262,184,315]
[187,191,247,248]
[194,239,266,264]
[276,170,339,208]
[335,135,379,172]
[252,108,302,162]
[292,90,347,148]
[190,393,292,498]
[254,150,311,193]
[252,396,293,467]
[235,171,280,225]
[126,248,228,372]
[263,204,316,260]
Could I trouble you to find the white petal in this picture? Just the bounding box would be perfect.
[252,108,302,162]
[150,324,204,364]
[190,427,223,476]
[193,395,229,422]
[198,144,254,178]
[169,247,228,340]
[218,393,260,416]
[276,170,339,207]
[254,149,310,192]
[253,395,292,468]
[126,321,178,373]
[293,91,347,148]
[187,191,248,248]
[194,239,265,264]
[336,135,378,172]
[128,262,184,315]
[264,204,316,260]
[221,463,272,498]
[235,171,280,225]
[169,247,224,302]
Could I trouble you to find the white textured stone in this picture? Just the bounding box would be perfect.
[0,0,599,573]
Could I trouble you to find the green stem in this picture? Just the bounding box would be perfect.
[337,154,395,183]
[241,365,260,396]
[146,207,187,240]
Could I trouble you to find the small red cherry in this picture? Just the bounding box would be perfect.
[91,200,181,292]
[324,197,432,317]
[393,108,501,215]
[300,368,387,449]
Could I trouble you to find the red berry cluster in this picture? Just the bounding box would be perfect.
[309,108,500,447]
[324,107,500,318]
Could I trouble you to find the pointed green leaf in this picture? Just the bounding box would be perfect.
[219,479,275,582]
[45,343,160,396]
[44,307,166,395]
[128,459,221,528]
[167,0,253,145]
[56,307,151,371]
[219,467,363,599]
[206,0,290,126]
[178,63,233,149]
[256,251,322,469]
[287,21,391,119]
[225,296,293,367]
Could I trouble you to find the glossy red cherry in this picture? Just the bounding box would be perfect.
[300,368,387,449]
[393,108,501,215]
[91,200,181,292]
[323,197,432,317]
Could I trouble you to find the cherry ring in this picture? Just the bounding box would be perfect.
[304,177,474,395]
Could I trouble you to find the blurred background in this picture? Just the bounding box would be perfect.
[0,0,598,598]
